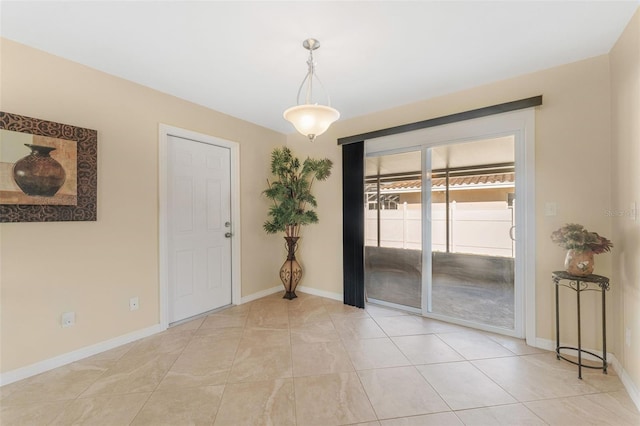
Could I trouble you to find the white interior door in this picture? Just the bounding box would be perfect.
[168,135,232,323]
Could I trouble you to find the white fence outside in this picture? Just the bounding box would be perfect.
[365,201,514,257]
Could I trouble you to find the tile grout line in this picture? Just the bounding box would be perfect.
[286,300,299,426]
[371,312,524,419]
[369,305,461,420]
[213,305,262,423]
[347,306,382,423]
[61,334,159,415]
[469,351,624,414]
[467,353,536,408]
[129,315,212,425]
[197,308,246,425]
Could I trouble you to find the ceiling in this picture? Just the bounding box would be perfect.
[1,1,638,135]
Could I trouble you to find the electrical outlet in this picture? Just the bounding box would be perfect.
[61,311,75,328]
[625,328,631,347]
[545,202,557,217]
[129,297,139,311]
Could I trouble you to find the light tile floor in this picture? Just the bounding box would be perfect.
[1,292,639,425]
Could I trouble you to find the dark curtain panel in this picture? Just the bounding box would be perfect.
[342,141,365,308]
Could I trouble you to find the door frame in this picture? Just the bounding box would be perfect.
[158,124,241,329]
[365,108,535,343]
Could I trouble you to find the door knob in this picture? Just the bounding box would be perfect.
[225,221,231,228]
[225,232,233,238]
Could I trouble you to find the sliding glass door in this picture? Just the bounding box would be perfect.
[363,108,535,339]
[364,150,423,312]
[426,136,516,331]
[363,139,517,330]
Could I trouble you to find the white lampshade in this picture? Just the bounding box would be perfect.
[283,104,340,141]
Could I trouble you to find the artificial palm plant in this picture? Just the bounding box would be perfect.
[263,146,332,299]
[263,146,333,237]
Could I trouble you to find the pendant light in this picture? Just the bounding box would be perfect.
[283,38,340,142]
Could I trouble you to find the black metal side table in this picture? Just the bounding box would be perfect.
[552,271,609,379]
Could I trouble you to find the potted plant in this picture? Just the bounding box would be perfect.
[550,223,613,276]
[263,146,332,299]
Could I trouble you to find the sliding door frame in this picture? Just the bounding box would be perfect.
[365,108,535,341]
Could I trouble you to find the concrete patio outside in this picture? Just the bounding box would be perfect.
[365,247,515,329]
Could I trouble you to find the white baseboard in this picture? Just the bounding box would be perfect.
[297,285,343,302]
[535,337,558,352]
[535,337,613,363]
[610,355,640,412]
[239,284,343,305]
[535,337,640,412]
[239,285,282,304]
[0,324,164,387]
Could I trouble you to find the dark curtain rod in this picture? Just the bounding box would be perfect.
[337,95,543,146]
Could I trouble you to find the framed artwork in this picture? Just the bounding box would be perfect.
[0,112,97,222]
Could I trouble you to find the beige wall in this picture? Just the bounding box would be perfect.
[289,54,614,351]
[0,38,285,373]
[610,7,640,397]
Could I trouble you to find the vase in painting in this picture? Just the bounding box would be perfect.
[13,144,66,197]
